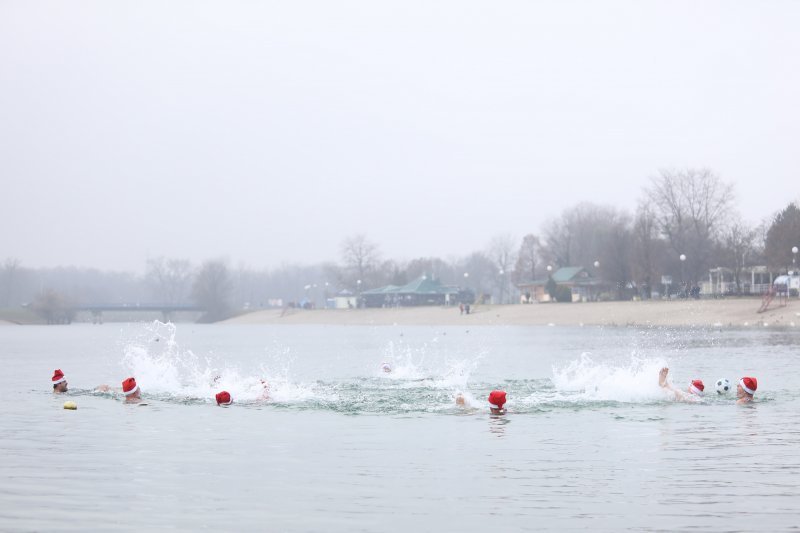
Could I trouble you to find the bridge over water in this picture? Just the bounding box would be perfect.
[72,303,204,323]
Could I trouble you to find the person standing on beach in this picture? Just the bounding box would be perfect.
[737,377,757,404]
[51,369,68,393]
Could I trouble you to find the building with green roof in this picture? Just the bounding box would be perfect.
[516,266,606,303]
[361,277,470,307]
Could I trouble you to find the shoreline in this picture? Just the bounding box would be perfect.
[224,298,800,329]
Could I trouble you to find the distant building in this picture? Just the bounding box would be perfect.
[361,277,469,307]
[704,266,794,296]
[329,290,357,309]
[516,266,606,303]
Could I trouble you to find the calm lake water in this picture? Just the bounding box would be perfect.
[2,322,799,531]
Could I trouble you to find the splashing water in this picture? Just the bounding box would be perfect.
[549,352,667,403]
[118,321,294,404]
[103,322,686,412]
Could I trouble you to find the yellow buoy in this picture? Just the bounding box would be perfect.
[63,401,77,410]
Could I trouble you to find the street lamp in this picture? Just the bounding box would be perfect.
[498,269,505,304]
[593,260,600,268]
[679,254,687,297]
[545,265,555,303]
[793,246,798,269]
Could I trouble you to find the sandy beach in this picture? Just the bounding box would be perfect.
[225,298,800,328]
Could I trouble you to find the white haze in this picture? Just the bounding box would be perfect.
[1,1,798,272]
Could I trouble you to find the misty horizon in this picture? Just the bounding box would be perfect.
[2,1,799,272]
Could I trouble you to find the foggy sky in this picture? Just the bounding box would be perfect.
[2,1,799,272]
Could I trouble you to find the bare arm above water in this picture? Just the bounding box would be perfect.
[659,367,697,403]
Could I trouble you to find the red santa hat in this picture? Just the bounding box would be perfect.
[739,377,757,395]
[122,377,139,396]
[689,379,704,396]
[488,390,507,409]
[216,391,232,406]
[52,369,66,386]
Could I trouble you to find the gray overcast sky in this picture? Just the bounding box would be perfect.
[2,1,799,272]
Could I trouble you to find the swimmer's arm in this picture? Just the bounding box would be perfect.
[659,367,679,396]
[676,390,701,403]
[94,384,120,393]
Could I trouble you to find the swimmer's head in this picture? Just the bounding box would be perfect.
[738,377,757,397]
[455,392,466,406]
[688,379,704,396]
[122,377,140,398]
[381,362,392,373]
[488,390,507,410]
[52,369,68,393]
[260,379,270,399]
[216,391,233,406]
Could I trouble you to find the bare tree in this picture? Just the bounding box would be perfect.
[31,288,75,324]
[722,222,758,294]
[192,260,232,322]
[596,212,633,300]
[764,202,800,272]
[487,234,517,303]
[644,168,735,282]
[541,214,574,267]
[460,251,496,302]
[513,234,541,285]
[542,203,631,270]
[1,257,21,307]
[146,257,192,304]
[340,234,381,289]
[631,205,662,298]
[404,257,454,283]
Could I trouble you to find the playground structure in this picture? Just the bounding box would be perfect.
[758,284,789,313]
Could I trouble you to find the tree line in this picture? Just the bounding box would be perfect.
[2,168,799,321]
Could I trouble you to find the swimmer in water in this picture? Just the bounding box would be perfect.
[737,377,757,404]
[455,392,466,406]
[488,390,507,415]
[381,362,392,373]
[51,369,68,393]
[260,379,270,400]
[658,367,704,402]
[121,377,142,403]
[216,391,233,406]
[95,376,142,403]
